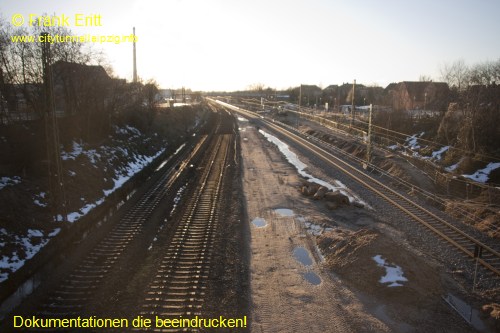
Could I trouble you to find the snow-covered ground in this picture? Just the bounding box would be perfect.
[258,129,366,205]
[387,133,500,184]
[388,132,449,162]
[102,147,165,198]
[0,228,60,283]
[0,125,168,283]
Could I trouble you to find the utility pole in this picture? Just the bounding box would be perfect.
[41,32,67,223]
[297,84,302,129]
[133,27,137,83]
[366,103,373,165]
[350,79,356,127]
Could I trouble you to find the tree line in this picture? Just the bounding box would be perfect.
[0,19,161,143]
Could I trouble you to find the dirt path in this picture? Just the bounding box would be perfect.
[239,122,390,333]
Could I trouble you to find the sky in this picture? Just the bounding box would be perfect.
[1,0,499,91]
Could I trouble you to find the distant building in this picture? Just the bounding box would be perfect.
[51,61,113,116]
[385,81,450,111]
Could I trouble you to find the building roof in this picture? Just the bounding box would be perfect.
[51,61,111,83]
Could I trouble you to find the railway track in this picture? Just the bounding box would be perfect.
[139,133,232,331]
[34,135,210,319]
[214,99,500,283]
[0,108,244,333]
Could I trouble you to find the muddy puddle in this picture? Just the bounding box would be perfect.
[274,208,294,217]
[251,217,267,228]
[293,246,322,285]
[302,272,321,285]
[293,247,313,266]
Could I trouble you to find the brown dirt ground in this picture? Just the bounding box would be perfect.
[238,120,485,332]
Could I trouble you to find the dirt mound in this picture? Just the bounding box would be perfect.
[379,159,411,182]
[299,180,352,209]
[317,228,378,268]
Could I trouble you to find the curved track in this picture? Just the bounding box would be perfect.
[214,99,500,282]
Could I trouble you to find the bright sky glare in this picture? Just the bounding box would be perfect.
[1,0,499,91]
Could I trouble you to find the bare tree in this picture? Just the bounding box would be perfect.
[419,74,432,82]
[247,83,265,92]
[468,59,500,86]
[440,59,470,90]
[439,59,500,153]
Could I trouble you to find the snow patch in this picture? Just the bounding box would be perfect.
[0,176,21,190]
[0,228,60,283]
[61,141,101,164]
[33,192,47,207]
[429,146,449,160]
[462,162,500,183]
[259,129,365,205]
[404,132,424,150]
[103,148,166,197]
[445,159,462,172]
[372,255,407,287]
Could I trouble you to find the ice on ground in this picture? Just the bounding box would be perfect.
[0,176,21,190]
[462,162,500,183]
[259,129,365,205]
[372,255,408,287]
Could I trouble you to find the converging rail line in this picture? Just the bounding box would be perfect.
[139,133,232,332]
[33,135,210,320]
[2,109,242,333]
[212,99,500,283]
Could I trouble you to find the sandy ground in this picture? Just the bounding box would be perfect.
[239,123,390,333]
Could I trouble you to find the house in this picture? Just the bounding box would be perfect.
[386,81,450,111]
[51,61,113,116]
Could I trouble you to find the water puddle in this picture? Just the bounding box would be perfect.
[251,217,267,228]
[302,272,321,285]
[443,293,486,331]
[274,208,294,217]
[293,247,313,266]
